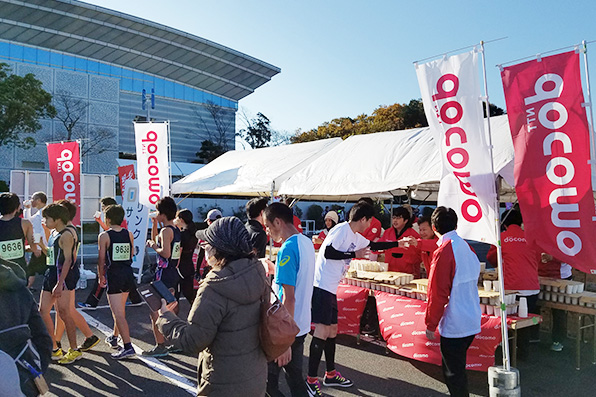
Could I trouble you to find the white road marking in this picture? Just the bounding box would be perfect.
[78,309,197,395]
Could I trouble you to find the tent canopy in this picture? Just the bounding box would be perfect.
[278,115,516,201]
[171,138,342,196]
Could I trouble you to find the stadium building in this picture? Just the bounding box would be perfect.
[0,0,280,181]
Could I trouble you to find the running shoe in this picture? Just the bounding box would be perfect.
[105,334,121,349]
[551,342,564,352]
[141,344,169,357]
[51,348,63,361]
[78,335,100,352]
[323,371,353,387]
[111,346,136,360]
[58,348,83,365]
[166,344,182,354]
[77,302,97,310]
[306,380,323,397]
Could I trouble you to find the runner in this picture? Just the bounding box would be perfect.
[0,193,38,280]
[98,204,137,359]
[306,201,400,396]
[144,196,181,357]
[38,204,81,365]
[263,202,315,397]
[23,191,49,288]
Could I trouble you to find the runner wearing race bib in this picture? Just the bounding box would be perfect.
[0,193,38,279]
[144,196,181,357]
[98,204,137,360]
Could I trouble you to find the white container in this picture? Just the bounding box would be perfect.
[518,297,528,318]
[495,307,501,316]
[558,294,565,303]
[572,297,579,305]
[486,305,494,315]
[544,292,551,301]
[545,285,552,291]
[492,281,500,292]
[480,304,486,314]
[565,296,571,304]
[538,292,544,300]
[483,280,492,291]
[578,284,585,293]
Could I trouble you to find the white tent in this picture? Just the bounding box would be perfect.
[171,138,342,196]
[278,115,516,201]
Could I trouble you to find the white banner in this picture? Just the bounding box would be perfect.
[134,122,169,209]
[415,50,497,244]
[123,179,149,283]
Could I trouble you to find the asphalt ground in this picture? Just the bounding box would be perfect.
[30,267,596,397]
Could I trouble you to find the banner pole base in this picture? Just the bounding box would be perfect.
[488,366,521,396]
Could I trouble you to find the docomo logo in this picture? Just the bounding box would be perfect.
[524,73,582,256]
[142,130,164,205]
[432,74,483,223]
[56,149,77,201]
[504,236,527,243]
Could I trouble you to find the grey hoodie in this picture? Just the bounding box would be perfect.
[157,256,268,397]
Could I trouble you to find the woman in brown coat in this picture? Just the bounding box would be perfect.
[157,216,268,396]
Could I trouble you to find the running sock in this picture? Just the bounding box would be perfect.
[308,337,326,378]
[56,341,62,349]
[124,342,133,350]
[324,337,336,373]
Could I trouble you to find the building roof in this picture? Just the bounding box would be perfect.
[0,0,280,101]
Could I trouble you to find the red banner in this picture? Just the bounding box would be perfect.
[374,292,502,372]
[118,165,136,199]
[501,51,596,273]
[336,284,369,335]
[47,141,81,225]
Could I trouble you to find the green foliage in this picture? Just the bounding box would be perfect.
[196,204,224,223]
[306,204,324,229]
[231,205,248,223]
[0,63,56,149]
[239,112,272,149]
[196,140,225,163]
[291,99,428,143]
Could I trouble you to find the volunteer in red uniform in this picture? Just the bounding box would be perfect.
[486,209,539,360]
[379,206,420,275]
[312,211,338,250]
[425,207,481,397]
[357,198,382,242]
[401,216,438,277]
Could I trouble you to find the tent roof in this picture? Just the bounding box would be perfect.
[278,115,516,201]
[171,138,342,196]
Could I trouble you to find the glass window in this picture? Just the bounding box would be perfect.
[154,77,164,97]
[35,49,49,66]
[87,60,99,74]
[0,41,9,60]
[184,85,194,101]
[99,62,110,76]
[23,46,36,63]
[193,89,204,103]
[75,57,87,72]
[110,64,122,77]
[174,83,184,100]
[132,77,143,93]
[164,80,174,98]
[63,54,75,70]
[121,67,133,80]
[50,52,62,68]
[120,77,133,92]
[9,43,24,60]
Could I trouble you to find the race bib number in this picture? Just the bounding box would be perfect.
[171,242,181,260]
[112,243,131,261]
[46,247,55,266]
[0,239,24,260]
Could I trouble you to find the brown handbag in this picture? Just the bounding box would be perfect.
[259,280,300,362]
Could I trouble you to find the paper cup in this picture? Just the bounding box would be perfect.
[486,305,494,315]
[492,281,500,292]
[483,280,492,291]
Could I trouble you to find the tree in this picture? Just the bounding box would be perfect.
[291,99,428,143]
[0,63,56,149]
[238,112,273,149]
[483,102,505,118]
[195,139,225,163]
[190,100,234,151]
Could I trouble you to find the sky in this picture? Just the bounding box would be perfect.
[84,0,596,139]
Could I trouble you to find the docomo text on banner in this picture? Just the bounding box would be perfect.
[431,73,483,224]
[56,148,78,202]
[524,72,583,256]
[141,129,164,206]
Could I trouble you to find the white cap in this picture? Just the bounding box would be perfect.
[324,211,339,224]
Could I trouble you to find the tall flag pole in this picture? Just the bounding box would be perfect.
[480,41,511,371]
[581,41,596,192]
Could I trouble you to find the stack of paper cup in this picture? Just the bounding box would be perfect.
[518,297,528,318]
